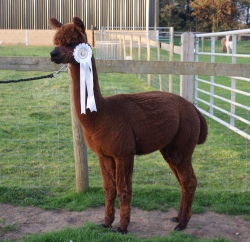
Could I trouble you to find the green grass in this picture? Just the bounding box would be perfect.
[0,45,54,57]
[0,219,18,237]
[0,223,228,242]
[197,39,250,64]
[0,45,249,241]
[196,75,250,132]
[201,38,250,55]
[194,39,250,136]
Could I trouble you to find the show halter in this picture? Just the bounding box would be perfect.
[73,43,97,114]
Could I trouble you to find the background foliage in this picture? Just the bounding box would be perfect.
[159,0,250,31]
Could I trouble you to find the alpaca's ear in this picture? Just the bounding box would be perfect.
[73,17,86,34]
[49,18,63,29]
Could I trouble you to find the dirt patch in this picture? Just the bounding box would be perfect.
[0,203,249,241]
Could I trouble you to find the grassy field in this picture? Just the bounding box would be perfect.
[0,223,229,242]
[0,45,249,241]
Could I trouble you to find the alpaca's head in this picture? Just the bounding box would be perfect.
[50,17,88,64]
[226,35,232,42]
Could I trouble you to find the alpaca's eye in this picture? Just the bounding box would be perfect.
[67,43,77,49]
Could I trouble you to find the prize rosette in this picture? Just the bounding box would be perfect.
[73,43,92,63]
[73,43,97,114]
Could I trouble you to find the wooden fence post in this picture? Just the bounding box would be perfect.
[123,35,126,59]
[169,27,174,93]
[147,38,151,86]
[68,70,89,192]
[91,25,95,47]
[157,41,162,91]
[130,35,133,59]
[180,32,194,102]
[137,36,141,79]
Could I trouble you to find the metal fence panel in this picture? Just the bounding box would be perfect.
[0,0,157,30]
[194,29,250,140]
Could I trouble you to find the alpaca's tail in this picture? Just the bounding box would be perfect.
[194,106,208,144]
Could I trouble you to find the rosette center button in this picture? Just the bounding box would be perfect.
[79,49,88,59]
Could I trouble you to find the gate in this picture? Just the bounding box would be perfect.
[194,29,250,140]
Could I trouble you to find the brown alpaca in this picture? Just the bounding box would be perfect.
[221,37,227,53]
[50,17,208,234]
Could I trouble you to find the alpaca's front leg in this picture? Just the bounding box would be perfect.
[114,156,134,234]
[98,155,116,228]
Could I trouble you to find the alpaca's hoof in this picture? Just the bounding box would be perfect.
[112,227,128,234]
[174,224,187,231]
[100,224,112,229]
[170,216,179,223]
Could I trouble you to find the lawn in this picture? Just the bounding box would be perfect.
[0,45,249,241]
[0,223,229,242]
[196,38,250,64]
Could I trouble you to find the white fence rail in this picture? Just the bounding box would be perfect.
[194,29,250,140]
[95,27,250,140]
[95,27,175,60]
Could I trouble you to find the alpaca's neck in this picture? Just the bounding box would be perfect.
[69,56,104,120]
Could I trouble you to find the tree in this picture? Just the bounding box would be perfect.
[159,0,246,31]
[190,0,239,32]
[238,0,250,27]
[159,0,195,30]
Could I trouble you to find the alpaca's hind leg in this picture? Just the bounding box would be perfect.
[160,149,197,230]
[166,162,182,223]
[173,157,197,230]
[160,149,182,222]
[160,149,181,184]
[114,156,134,234]
[98,155,117,228]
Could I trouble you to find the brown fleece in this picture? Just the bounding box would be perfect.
[49,17,208,233]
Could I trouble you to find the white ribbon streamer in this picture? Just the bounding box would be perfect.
[73,43,97,114]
